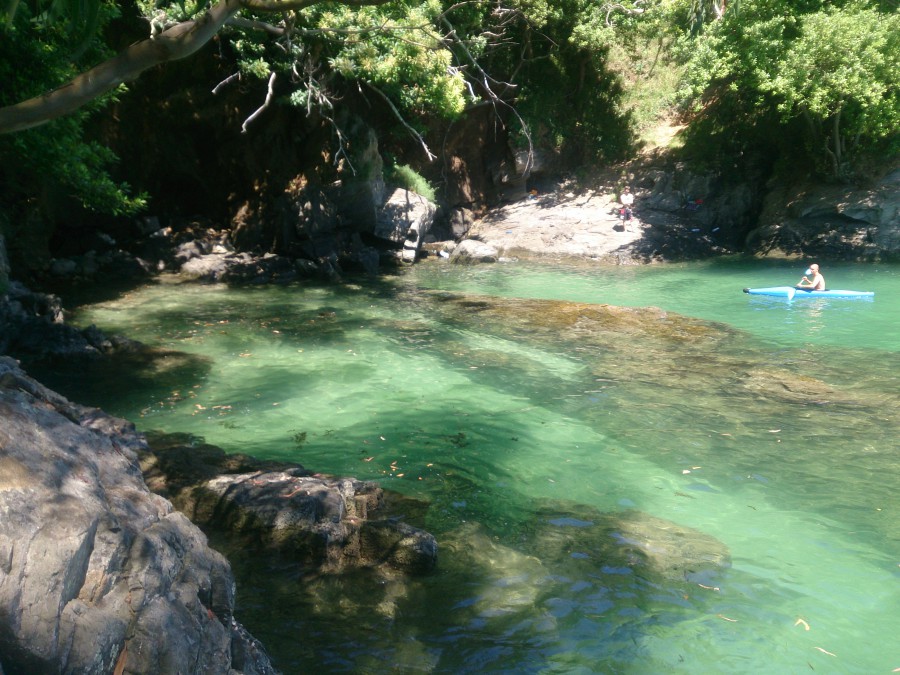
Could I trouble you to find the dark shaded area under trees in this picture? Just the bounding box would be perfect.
[0,0,897,286]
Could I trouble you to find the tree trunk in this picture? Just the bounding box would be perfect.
[831,105,843,178]
[0,0,243,134]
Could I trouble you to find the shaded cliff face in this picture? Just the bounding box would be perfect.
[748,166,900,260]
[0,357,276,675]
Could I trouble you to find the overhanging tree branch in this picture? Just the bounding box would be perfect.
[0,0,391,134]
[242,71,277,132]
[362,82,436,161]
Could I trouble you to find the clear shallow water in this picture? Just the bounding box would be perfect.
[60,257,899,673]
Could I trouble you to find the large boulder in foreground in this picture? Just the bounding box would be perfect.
[0,357,276,675]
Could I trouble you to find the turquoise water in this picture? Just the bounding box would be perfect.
[63,257,899,673]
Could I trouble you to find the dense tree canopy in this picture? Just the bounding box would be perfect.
[0,0,896,249]
[677,0,899,177]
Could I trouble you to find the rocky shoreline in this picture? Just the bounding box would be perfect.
[437,163,899,265]
[0,355,438,674]
[1,223,441,674]
[0,159,897,672]
[0,357,277,673]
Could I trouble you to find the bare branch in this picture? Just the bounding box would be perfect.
[212,72,242,94]
[227,16,286,35]
[441,15,534,177]
[441,16,518,98]
[602,2,645,26]
[242,71,277,133]
[323,114,355,174]
[362,82,436,162]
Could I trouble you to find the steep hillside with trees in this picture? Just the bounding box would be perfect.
[1,0,897,278]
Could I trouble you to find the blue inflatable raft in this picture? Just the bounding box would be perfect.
[743,286,874,299]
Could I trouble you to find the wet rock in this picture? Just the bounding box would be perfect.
[139,436,438,576]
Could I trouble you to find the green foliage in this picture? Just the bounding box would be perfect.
[221,0,466,124]
[0,0,145,224]
[218,0,655,165]
[463,0,641,163]
[764,5,899,134]
[676,0,899,176]
[388,163,436,201]
[4,0,103,54]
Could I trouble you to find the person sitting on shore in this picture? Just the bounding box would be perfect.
[796,263,825,291]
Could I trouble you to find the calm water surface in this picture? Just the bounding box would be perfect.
[64,257,899,674]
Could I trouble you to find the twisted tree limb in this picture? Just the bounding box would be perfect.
[0,0,389,134]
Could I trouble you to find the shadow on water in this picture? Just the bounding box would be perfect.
[23,347,215,412]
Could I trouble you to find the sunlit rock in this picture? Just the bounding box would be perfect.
[374,188,437,264]
[0,357,275,674]
[449,239,499,264]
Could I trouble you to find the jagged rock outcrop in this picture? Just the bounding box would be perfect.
[0,357,277,674]
[749,166,900,259]
[140,435,438,576]
[0,281,139,361]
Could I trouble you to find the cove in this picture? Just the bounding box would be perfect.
[52,257,900,673]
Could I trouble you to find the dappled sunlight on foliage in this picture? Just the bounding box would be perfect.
[676,0,900,177]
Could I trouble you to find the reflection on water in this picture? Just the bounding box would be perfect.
[46,260,900,673]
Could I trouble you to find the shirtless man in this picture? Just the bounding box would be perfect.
[797,263,825,290]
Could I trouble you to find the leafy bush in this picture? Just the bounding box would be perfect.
[2,4,144,207]
[388,164,436,201]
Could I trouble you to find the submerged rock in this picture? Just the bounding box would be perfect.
[532,506,731,585]
[0,357,276,674]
